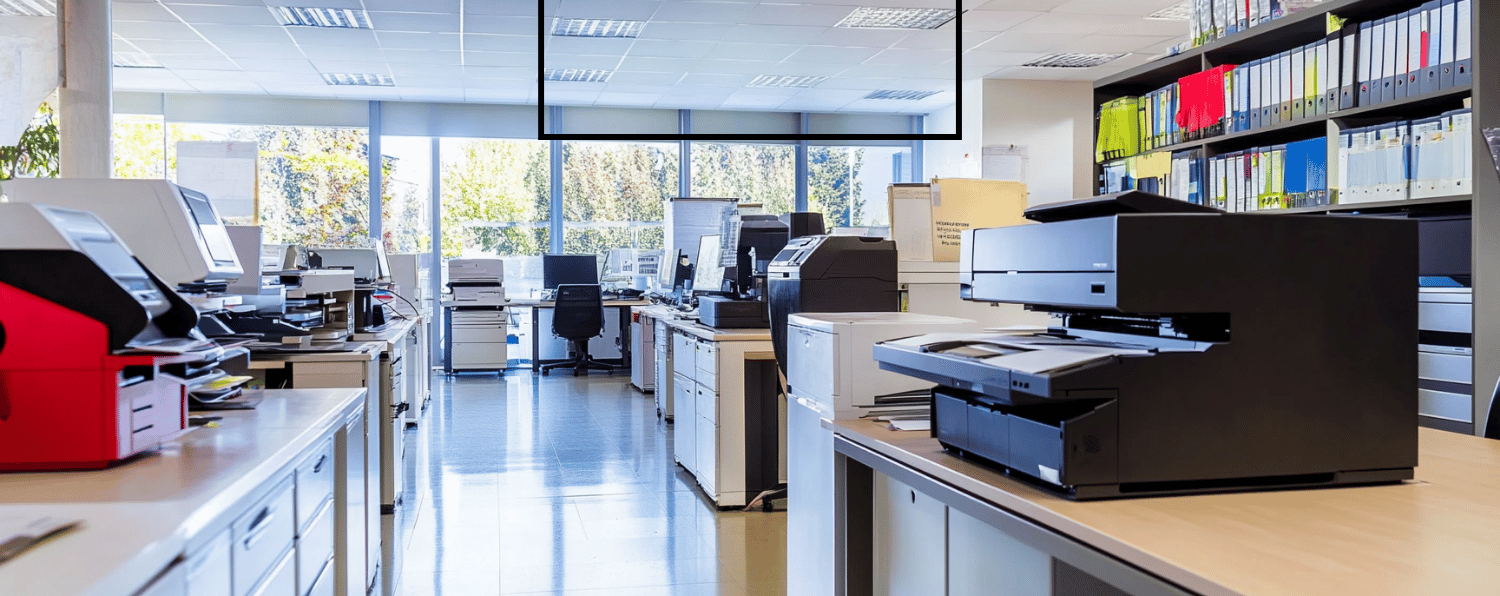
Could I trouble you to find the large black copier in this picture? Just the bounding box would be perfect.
[874,192,1418,499]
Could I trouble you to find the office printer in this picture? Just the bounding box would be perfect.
[873,191,1418,499]
[446,258,505,305]
[0,204,209,470]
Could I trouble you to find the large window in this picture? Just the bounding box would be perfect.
[439,138,550,295]
[561,141,676,260]
[113,114,167,179]
[380,136,432,255]
[808,146,910,229]
[690,143,795,214]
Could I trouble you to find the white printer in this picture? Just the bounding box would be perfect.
[446,258,505,305]
[785,311,976,596]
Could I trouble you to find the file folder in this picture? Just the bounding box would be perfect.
[1393,11,1410,100]
[1357,21,1374,106]
[1290,46,1306,119]
[1249,59,1263,130]
[1454,0,1471,86]
[1276,51,1290,124]
[1380,16,1397,104]
[1422,0,1442,94]
[1236,66,1250,131]
[1308,42,1324,117]
[1407,8,1425,96]
[1321,37,1336,114]
[1340,24,1357,109]
[1439,0,1455,89]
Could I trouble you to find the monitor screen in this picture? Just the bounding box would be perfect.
[177,186,240,268]
[543,254,599,289]
[693,234,724,293]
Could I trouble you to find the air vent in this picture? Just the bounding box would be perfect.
[0,0,53,16]
[271,7,373,29]
[1021,53,1126,68]
[551,18,646,38]
[114,53,163,69]
[544,69,612,83]
[1146,1,1192,20]
[321,73,394,86]
[864,89,939,100]
[835,7,956,30]
[747,75,826,88]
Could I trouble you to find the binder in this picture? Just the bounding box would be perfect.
[1409,115,1444,198]
[1236,0,1248,33]
[1407,8,1425,97]
[1454,0,1471,86]
[1449,108,1471,195]
[1357,21,1374,106]
[1393,11,1410,100]
[1247,0,1259,29]
[1422,0,1442,93]
[1339,24,1357,110]
[1381,16,1397,104]
[1216,0,1229,38]
[1321,37,1336,114]
[1258,0,1272,26]
[1249,59,1263,130]
[1276,51,1290,124]
[1269,145,1286,209]
[1307,42,1323,117]
[1290,46,1306,119]
[1439,0,1455,88]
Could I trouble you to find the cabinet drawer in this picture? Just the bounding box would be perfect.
[695,340,717,376]
[1419,351,1472,385]
[293,362,365,377]
[295,437,336,532]
[305,558,335,596]
[451,311,506,325]
[672,333,696,376]
[695,414,716,494]
[451,326,505,344]
[185,528,232,596]
[130,389,184,452]
[233,477,297,596]
[1419,388,1473,423]
[675,374,696,416]
[1419,301,1472,333]
[249,547,296,596]
[451,342,506,366]
[297,502,335,596]
[696,384,717,425]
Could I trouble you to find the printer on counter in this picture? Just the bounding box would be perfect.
[873,191,1419,499]
[0,204,211,470]
[446,258,506,305]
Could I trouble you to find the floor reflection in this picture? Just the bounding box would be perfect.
[397,372,787,596]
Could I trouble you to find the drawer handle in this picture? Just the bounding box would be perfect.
[242,508,277,550]
[312,454,327,474]
[132,424,155,434]
[132,403,154,413]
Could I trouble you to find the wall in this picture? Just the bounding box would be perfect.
[980,79,1093,206]
[923,80,983,179]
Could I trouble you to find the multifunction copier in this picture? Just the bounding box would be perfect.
[874,191,1419,499]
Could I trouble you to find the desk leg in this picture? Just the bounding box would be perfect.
[619,307,631,371]
[531,306,540,373]
[834,449,873,596]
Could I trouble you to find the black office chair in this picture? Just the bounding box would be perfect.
[541,284,618,376]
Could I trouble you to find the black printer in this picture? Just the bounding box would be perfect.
[874,191,1418,499]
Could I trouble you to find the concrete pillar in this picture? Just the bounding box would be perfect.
[59,0,112,178]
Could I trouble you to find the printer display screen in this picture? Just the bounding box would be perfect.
[179,187,239,266]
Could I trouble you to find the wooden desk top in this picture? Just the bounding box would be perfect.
[831,420,1500,596]
[0,389,365,596]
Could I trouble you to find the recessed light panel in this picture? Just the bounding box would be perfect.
[0,0,53,16]
[551,18,646,38]
[322,73,395,86]
[747,75,827,88]
[864,89,939,100]
[544,69,613,83]
[1146,1,1192,20]
[1021,53,1126,68]
[114,53,163,69]
[835,7,957,30]
[271,7,373,29]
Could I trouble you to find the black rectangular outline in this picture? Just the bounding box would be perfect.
[536,2,961,140]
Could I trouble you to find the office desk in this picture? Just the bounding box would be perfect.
[508,297,651,373]
[830,421,1500,596]
[0,389,369,596]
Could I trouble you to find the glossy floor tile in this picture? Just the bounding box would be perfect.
[396,371,787,596]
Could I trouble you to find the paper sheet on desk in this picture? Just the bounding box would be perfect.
[982,345,1149,375]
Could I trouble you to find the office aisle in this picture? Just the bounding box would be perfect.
[395,372,787,596]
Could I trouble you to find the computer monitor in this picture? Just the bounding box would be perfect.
[692,234,725,295]
[728,215,790,295]
[543,254,599,290]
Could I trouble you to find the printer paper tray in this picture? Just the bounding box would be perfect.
[875,333,1152,399]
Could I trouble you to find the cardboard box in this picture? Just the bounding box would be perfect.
[888,179,1030,262]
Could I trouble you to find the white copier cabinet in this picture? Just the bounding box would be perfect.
[785,312,976,596]
[631,307,656,393]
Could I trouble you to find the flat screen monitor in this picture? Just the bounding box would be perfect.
[693,235,724,294]
[543,254,599,290]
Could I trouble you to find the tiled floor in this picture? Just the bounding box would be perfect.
[393,371,787,596]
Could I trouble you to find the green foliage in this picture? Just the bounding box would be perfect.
[808,147,867,227]
[0,103,59,181]
[690,143,797,215]
[256,127,372,247]
[562,142,677,257]
[440,139,550,258]
[113,116,166,179]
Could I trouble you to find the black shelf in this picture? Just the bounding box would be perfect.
[1249,194,1471,215]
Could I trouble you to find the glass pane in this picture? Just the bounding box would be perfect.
[808,146,911,229]
[113,114,166,179]
[561,141,677,262]
[439,137,551,296]
[690,143,795,214]
[380,136,432,255]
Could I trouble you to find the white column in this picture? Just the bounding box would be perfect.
[59,0,112,178]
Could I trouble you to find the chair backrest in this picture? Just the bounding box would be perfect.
[552,284,604,340]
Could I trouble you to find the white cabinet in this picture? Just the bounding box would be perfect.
[138,563,188,596]
[233,478,296,596]
[674,372,696,470]
[654,320,674,419]
[695,409,717,496]
[786,397,834,596]
[631,309,656,392]
[447,308,508,371]
[185,529,233,596]
[336,409,368,596]
[665,325,776,508]
[872,473,947,596]
[248,548,297,596]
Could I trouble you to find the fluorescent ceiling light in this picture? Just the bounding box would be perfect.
[551,18,646,38]
[1021,53,1126,68]
[864,89,939,100]
[321,73,394,86]
[544,69,612,83]
[835,7,957,30]
[114,53,163,69]
[0,0,54,16]
[1146,1,1192,20]
[747,75,826,88]
[271,7,373,29]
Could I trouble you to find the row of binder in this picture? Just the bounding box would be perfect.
[1189,0,1323,48]
[1204,138,1330,212]
[1338,110,1472,205]
[1096,96,1142,162]
[1099,149,1206,207]
[1348,0,1472,109]
[1095,65,1232,162]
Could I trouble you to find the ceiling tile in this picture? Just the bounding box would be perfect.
[969,31,1069,53]
[164,4,280,26]
[613,56,697,73]
[544,36,635,55]
[464,77,530,89]
[464,66,533,80]
[963,49,1048,67]
[739,3,854,27]
[462,51,534,67]
[864,48,957,66]
[369,11,462,33]
[394,75,467,88]
[299,44,383,61]
[805,26,910,49]
[785,46,884,65]
[705,43,801,62]
[542,90,603,104]
[813,77,901,90]
[309,60,393,74]
[650,1,754,23]
[377,31,463,51]
[719,94,791,109]
[397,87,469,101]
[389,64,467,78]
[363,0,461,11]
[128,39,219,54]
[545,53,625,70]
[556,0,661,21]
[464,34,535,53]
[381,49,464,65]
[635,22,732,41]
[594,92,662,107]
[690,59,781,75]
[112,3,180,22]
[113,21,202,41]
[464,15,538,35]
[677,73,755,87]
[153,55,242,71]
[465,88,532,103]
[465,1,541,16]
[1069,34,1183,54]
[187,79,269,94]
[188,25,291,44]
[213,41,307,59]
[959,10,1042,32]
[605,71,686,86]
[720,24,830,45]
[625,40,715,59]
[1052,0,1183,16]
[975,0,1068,9]
[286,28,381,48]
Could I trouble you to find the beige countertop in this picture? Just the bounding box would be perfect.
[248,342,382,367]
[831,420,1500,596]
[639,304,774,342]
[0,388,366,596]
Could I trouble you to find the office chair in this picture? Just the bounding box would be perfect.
[541,284,619,377]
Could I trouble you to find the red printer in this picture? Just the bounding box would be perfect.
[0,203,213,471]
